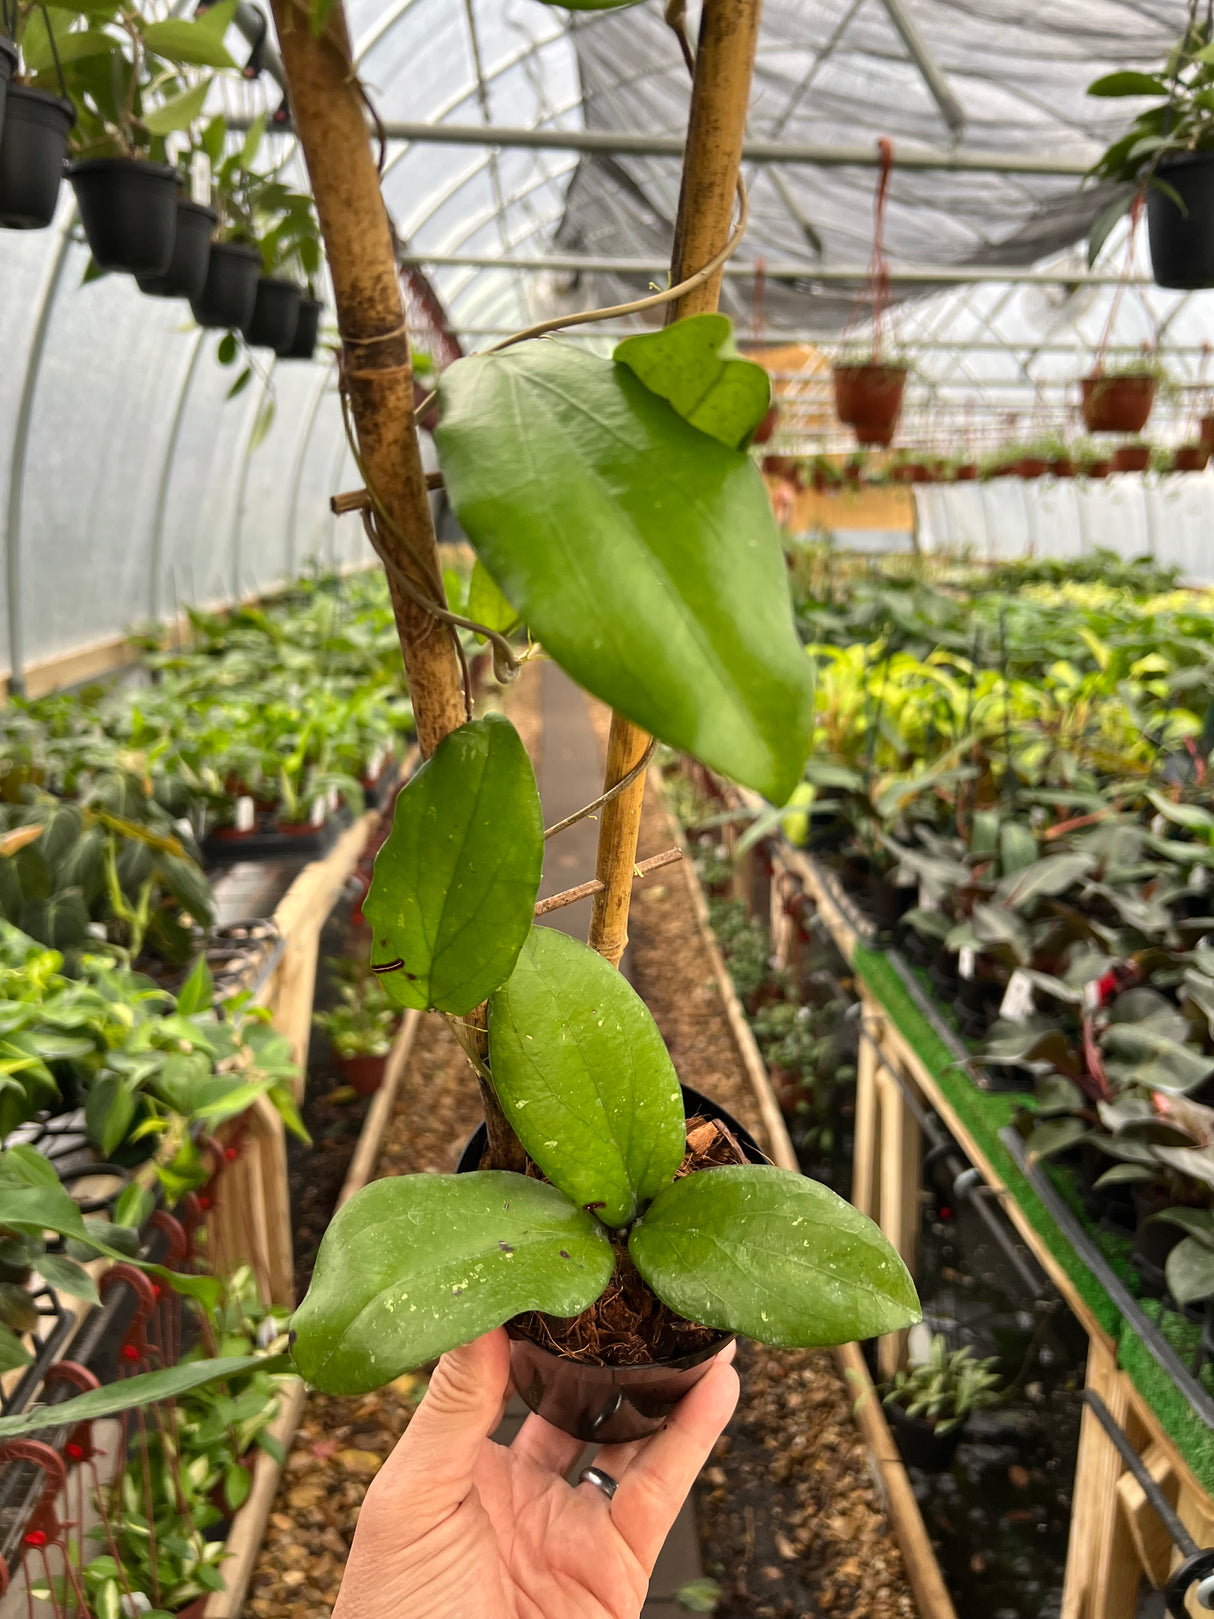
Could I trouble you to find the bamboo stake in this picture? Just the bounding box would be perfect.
[270,0,524,1171]
[586,0,764,968]
[268,1,464,763]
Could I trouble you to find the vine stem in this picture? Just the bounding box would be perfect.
[588,0,765,971]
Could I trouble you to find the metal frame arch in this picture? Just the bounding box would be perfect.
[285,361,338,580]
[4,215,77,695]
[230,359,279,601]
[148,330,208,624]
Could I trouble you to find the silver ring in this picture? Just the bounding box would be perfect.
[577,1465,618,1500]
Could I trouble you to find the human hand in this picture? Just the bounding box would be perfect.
[331,1327,739,1619]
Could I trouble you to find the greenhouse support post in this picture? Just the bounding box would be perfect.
[268,0,523,1172]
[588,0,763,968]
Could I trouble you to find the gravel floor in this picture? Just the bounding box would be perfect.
[246,671,918,1619]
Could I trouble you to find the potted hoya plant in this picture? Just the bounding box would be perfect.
[60,0,237,276]
[244,179,321,354]
[882,1333,1003,1471]
[313,958,399,1095]
[0,0,76,229]
[288,313,922,1444]
[1087,19,1214,289]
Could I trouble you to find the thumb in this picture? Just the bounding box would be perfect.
[373,1328,512,1508]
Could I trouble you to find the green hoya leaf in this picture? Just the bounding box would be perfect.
[436,344,813,803]
[0,1325,33,1375]
[994,852,1095,909]
[143,78,212,136]
[0,1184,88,1240]
[1087,71,1170,97]
[365,714,542,1014]
[0,1354,289,1439]
[36,1253,99,1306]
[289,1173,613,1395]
[176,955,214,1017]
[1145,788,1214,831]
[613,314,772,451]
[487,928,686,1227]
[628,1166,920,1347]
[142,17,235,67]
[467,559,520,645]
[1166,1235,1214,1307]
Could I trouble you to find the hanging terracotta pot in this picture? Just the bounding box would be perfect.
[833,362,907,447]
[1111,443,1151,474]
[1016,457,1047,480]
[1147,152,1214,290]
[1050,457,1076,479]
[1081,372,1157,434]
[1171,445,1210,473]
[136,198,217,300]
[0,86,74,229]
[953,463,978,482]
[1199,415,1214,451]
[67,158,178,275]
[751,401,779,444]
[1085,458,1112,480]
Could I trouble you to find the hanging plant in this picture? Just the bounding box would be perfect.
[1087,12,1214,290]
[0,0,77,229]
[832,139,909,447]
[48,0,240,275]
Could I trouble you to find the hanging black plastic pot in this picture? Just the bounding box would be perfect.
[1147,151,1214,290]
[67,157,178,275]
[0,85,74,229]
[243,276,301,352]
[135,198,217,300]
[0,37,16,129]
[281,294,322,359]
[190,240,260,330]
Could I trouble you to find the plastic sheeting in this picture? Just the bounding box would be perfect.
[0,0,1208,682]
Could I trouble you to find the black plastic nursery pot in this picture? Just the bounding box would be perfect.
[1147,151,1214,290]
[67,158,178,275]
[0,37,15,129]
[456,1084,767,1443]
[282,294,322,359]
[244,276,301,352]
[190,240,261,330]
[136,199,217,300]
[885,1399,964,1472]
[0,85,74,229]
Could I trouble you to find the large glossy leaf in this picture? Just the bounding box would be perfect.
[487,928,686,1227]
[290,1173,614,1395]
[142,16,235,66]
[995,852,1095,910]
[1166,1236,1214,1307]
[613,315,771,450]
[364,714,542,1014]
[628,1166,920,1346]
[0,1354,288,1440]
[467,559,519,644]
[435,343,813,803]
[1102,1024,1214,1094]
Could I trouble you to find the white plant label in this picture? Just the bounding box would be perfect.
[1000,969,1035,1022]
[310,795,326,827]
[190,151,211,208]
[234,795,255,832]
[958,946,976,981]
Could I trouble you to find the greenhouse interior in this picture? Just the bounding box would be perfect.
[10,1,1214,1617]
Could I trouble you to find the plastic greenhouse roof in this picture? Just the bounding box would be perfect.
[3,0,1214,682]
